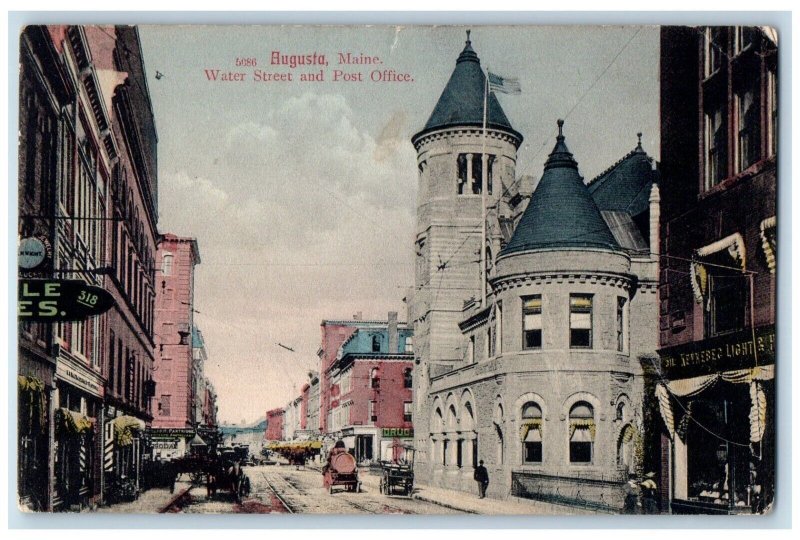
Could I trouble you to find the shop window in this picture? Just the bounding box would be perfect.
[522,296,542,349]
[616,297,627,353]
[404,401,412,422]
[736,79,761,173]
[569,295,593,348]
[403,368,413,389]
[704,103,728,189]
[569,402,595,463]
[704,27,724,78]
[521,402,543,463]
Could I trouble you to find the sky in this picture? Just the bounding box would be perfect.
[137,25,660,424]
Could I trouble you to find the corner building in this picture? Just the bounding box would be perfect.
[411,36,659,510]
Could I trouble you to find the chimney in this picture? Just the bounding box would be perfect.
[388,311,398,353]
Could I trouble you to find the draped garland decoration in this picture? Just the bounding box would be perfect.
[655,365,774,443]
[56,407,94,436]
[519,419,542,441]
[569,419,596,441]
[619,423,645,476]
[113,416,144,447]
[18,376,47,437]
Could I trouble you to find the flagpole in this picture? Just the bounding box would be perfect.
[480,66,489,307]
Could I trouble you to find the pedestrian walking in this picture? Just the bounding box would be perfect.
[640,472,659,514]
[474,460,489,499]
[622,472,642,514]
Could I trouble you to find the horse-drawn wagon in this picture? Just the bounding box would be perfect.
[378,443,415,497]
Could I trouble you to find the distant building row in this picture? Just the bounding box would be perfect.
[266,312,415,463]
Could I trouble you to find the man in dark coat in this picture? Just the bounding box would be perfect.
[623,472,642,514]
[474,460,489,498]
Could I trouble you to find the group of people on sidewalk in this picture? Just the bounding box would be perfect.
[623,472,660,514]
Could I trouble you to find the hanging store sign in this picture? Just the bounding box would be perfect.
[18,237,48,269]
[658,325,775,379]
[18,279,115,322]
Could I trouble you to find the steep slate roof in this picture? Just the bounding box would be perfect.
[500,120,621,256]
[586,134,658,218]
[416,33,521,141]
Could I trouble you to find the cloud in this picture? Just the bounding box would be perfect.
[156,91,418,422]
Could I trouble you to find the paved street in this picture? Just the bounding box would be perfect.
[167,464,466,514]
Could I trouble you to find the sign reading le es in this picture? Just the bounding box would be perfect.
[18,279,115,322]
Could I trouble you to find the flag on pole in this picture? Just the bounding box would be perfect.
[488,71,522,95]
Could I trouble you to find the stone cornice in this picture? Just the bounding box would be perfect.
[491,271,635,293]
[413,126,522,151]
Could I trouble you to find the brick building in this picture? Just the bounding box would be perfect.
[324,312,414,463]
[265,408,285,442]
[150,234,201,458]
[410,34,659,508]
[17,25,160,511]
[654,26,777,514]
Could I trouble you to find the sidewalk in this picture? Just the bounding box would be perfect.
[94,481,193,514]
[361,471,592,515]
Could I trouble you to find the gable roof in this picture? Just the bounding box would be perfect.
[587,135,658,218]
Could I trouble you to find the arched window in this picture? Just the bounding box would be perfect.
[370,367,380,388]
[521,402,543,463]
[403,367,412,388]
[371,334,381,352]
[616,402,626,422]
[569,402,595,463]
[161,253,174,276]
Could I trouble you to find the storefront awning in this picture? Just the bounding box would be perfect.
[691,233,747,304]
[113,415,145,447]
[760,216,776,274]
[655,365,774,443]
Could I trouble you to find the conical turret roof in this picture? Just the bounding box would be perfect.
[414,32,521,142]
[500,120,620,256]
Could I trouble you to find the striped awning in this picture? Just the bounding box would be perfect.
[760,216,776,274]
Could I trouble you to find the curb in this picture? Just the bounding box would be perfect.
[158,486,193,513]
[411,492,479,514]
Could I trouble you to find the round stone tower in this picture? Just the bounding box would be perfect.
[409,32,523,478]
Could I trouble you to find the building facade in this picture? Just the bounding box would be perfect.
[655,26,777,514]
[149,234,201,458]
[410,35,660,509]
[306,371,321,434]
[18,25,160,511]
[324,312,414,463]
[265,408,285,442]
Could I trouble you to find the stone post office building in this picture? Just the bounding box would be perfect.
[409,35,660,510]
